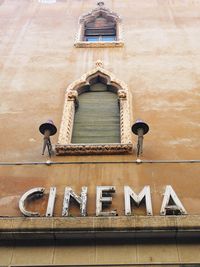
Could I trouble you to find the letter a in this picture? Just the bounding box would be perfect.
[160,185,187,215]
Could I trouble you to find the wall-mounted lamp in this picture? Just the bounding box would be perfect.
[131,120,149,157]
[39,120,57,157]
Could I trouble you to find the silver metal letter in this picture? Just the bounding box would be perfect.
[96,186,117,216]
[46,187,56,217]
[160,185,187,215]
[62,187,87,216]
[124,186,153,216]
[19,187,45,217]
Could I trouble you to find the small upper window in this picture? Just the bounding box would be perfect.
[84,16,116,42]
[75,2,123,48]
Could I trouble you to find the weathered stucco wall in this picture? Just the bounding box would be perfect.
[1,0,200,266]
[0,0,200,218]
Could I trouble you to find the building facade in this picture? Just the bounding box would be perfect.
[0,0,200,266]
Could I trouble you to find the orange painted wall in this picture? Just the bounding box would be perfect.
[0,0,200,216]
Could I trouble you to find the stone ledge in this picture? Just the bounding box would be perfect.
[0,216,200,240]
[74,41,124,48]
[55,143,133,155]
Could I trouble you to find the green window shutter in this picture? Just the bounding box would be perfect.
[72,84,120,144]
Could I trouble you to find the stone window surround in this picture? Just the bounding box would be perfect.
[55,61,133,155]
[74,4,124,48]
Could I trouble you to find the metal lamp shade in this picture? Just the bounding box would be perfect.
[132,120,149,135]
[39,120,57,136]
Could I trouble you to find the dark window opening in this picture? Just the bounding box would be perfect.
[84,16,116,42]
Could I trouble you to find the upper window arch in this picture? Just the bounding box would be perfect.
[75,2,124,48]
[55,61,133,155]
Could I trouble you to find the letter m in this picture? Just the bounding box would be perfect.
[124,186,153,216]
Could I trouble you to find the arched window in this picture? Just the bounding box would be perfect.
[84,16,116,42]
[56,61,132,155]
[72,83,120,144]
[75,2,123,48]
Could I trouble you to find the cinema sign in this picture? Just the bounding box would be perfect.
[19,185,187,217]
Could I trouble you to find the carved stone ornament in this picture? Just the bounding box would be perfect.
[55,61,133,155]
[56,144,133,156]
[67,90,78,101]
[74,3,124,48]
[118,90,127,99]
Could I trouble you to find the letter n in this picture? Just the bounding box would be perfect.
[62,187,87,217]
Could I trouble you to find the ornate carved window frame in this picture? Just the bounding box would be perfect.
[74,3,124,48]
[55,61,133,155]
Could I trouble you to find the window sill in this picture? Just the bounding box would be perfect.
[74,41,124,48]
[55,143,133,155]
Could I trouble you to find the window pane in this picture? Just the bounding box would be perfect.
[102,36,116,41]
[85,36,100,42]
[85,28,116,36]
